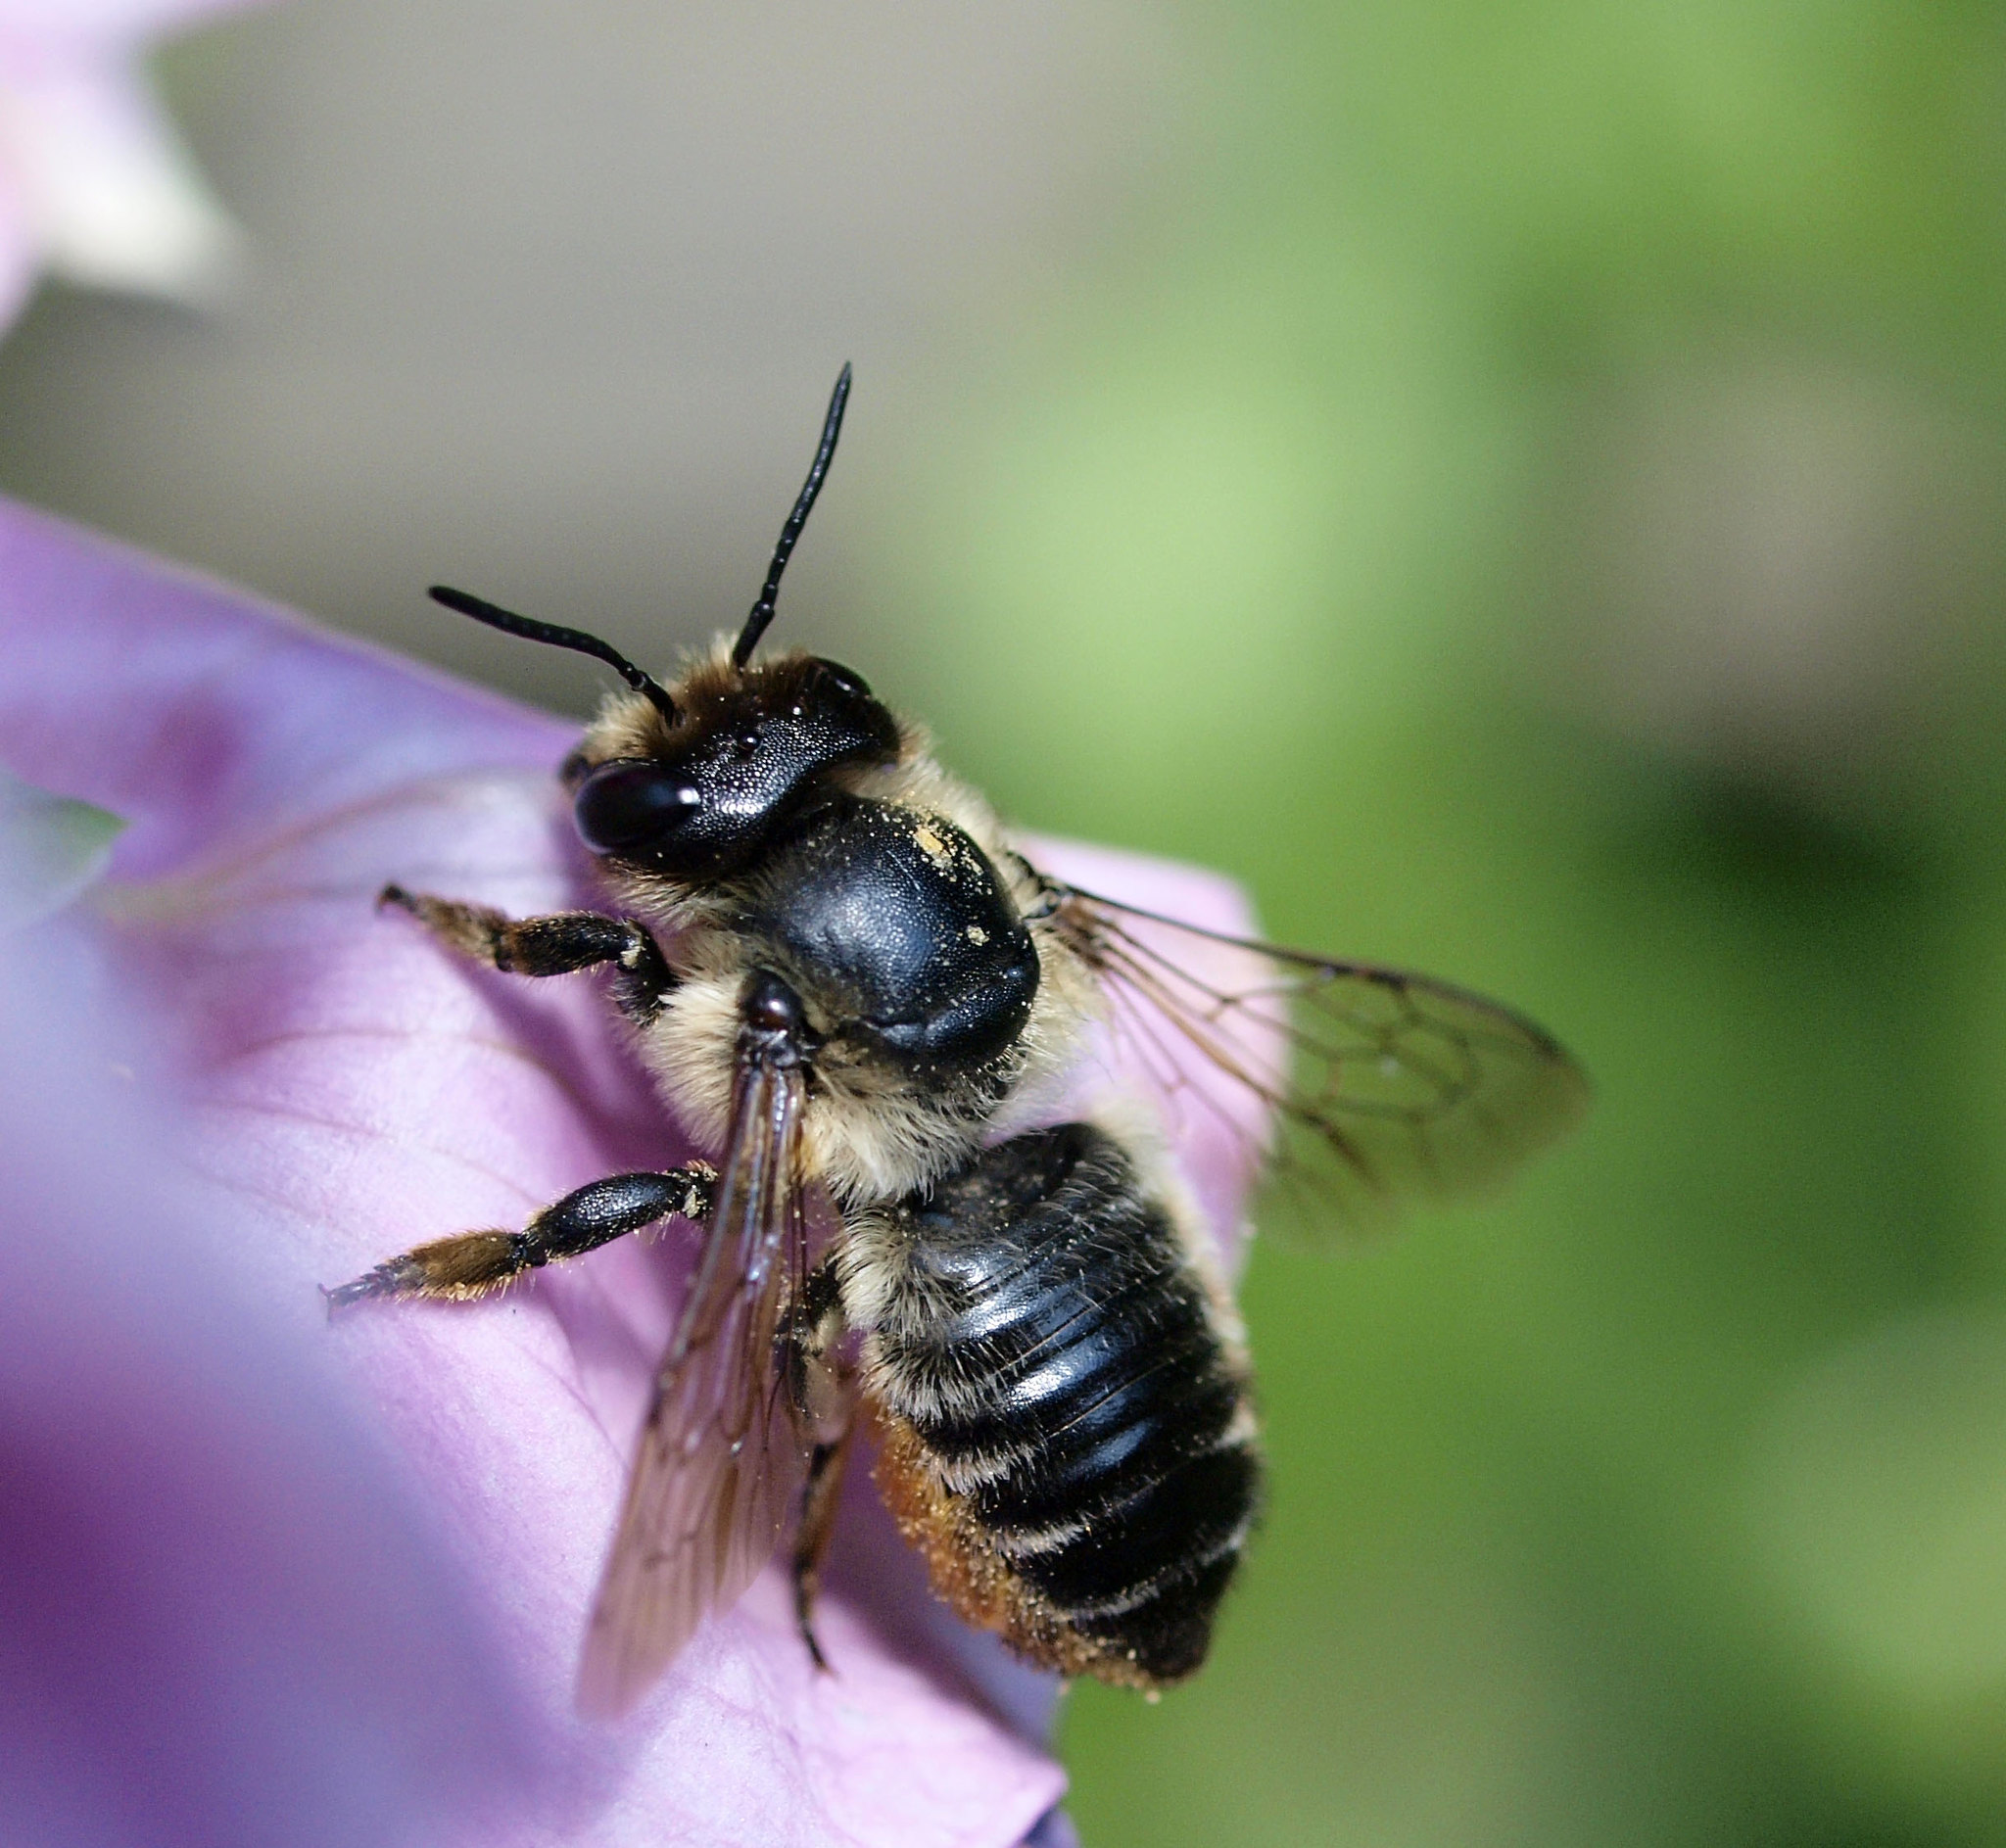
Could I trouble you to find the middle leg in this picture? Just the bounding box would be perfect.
[788,1254,860,1671]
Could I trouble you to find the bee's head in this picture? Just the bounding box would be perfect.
[429,365,899,877]
[564,648,899,876]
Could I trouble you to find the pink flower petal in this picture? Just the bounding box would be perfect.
[0,498,1275,1845]
[0,3,264,45]
[0,3,260,316]
[1,52,237,298]
[0,920,538,1847]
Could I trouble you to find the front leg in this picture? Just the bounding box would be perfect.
[325,1164,715,1309]
[380,884,675,1022]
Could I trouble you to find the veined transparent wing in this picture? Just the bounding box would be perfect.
[1048,880,1588,1235]
[577,1053,813,1717]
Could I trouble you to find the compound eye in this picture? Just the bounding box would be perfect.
[810,658,873,699]
[573,758,702,856]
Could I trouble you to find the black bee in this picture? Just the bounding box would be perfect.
[330,367,1587,1715]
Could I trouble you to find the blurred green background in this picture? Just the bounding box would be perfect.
[10,3,2006,1842]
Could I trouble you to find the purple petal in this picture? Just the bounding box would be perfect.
[0,497,1276,1845]
[0,919,535,1847]
[0,3,266,42]
[0,4,260,317]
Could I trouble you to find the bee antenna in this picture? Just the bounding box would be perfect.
[429,585,679,724]
[732,362,852,670]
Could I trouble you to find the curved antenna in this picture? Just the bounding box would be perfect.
[732,363,852,669]
[430,585,679,724]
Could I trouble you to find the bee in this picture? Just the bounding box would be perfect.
[329,367,1587,1715]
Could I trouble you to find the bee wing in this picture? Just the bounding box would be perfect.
[577,1053,813,1717]
[1052,881,1589,1235]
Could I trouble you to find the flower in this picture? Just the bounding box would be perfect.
[0,0,260,329]
[0,495,1271,1845]
[0,811,535,1846]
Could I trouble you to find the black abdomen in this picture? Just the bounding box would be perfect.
[860,1123,1259,1684]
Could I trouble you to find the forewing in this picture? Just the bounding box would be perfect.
[1055,884,1588,1235]
[577,1056,812,1717]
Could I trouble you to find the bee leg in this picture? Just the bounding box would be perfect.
[323,1164,715,1311]
[788,1255,858,1673]
[378,885,675,1022]
[792,1434,853,1673]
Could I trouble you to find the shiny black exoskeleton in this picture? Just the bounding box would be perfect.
[870,1124,1260,1682]
[569,653,901,876]
[744,796,1038,1076]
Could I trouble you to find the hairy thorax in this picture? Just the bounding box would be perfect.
[576,661,1101,1205]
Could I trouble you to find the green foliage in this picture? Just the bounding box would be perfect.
[866,3,2006,1840]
